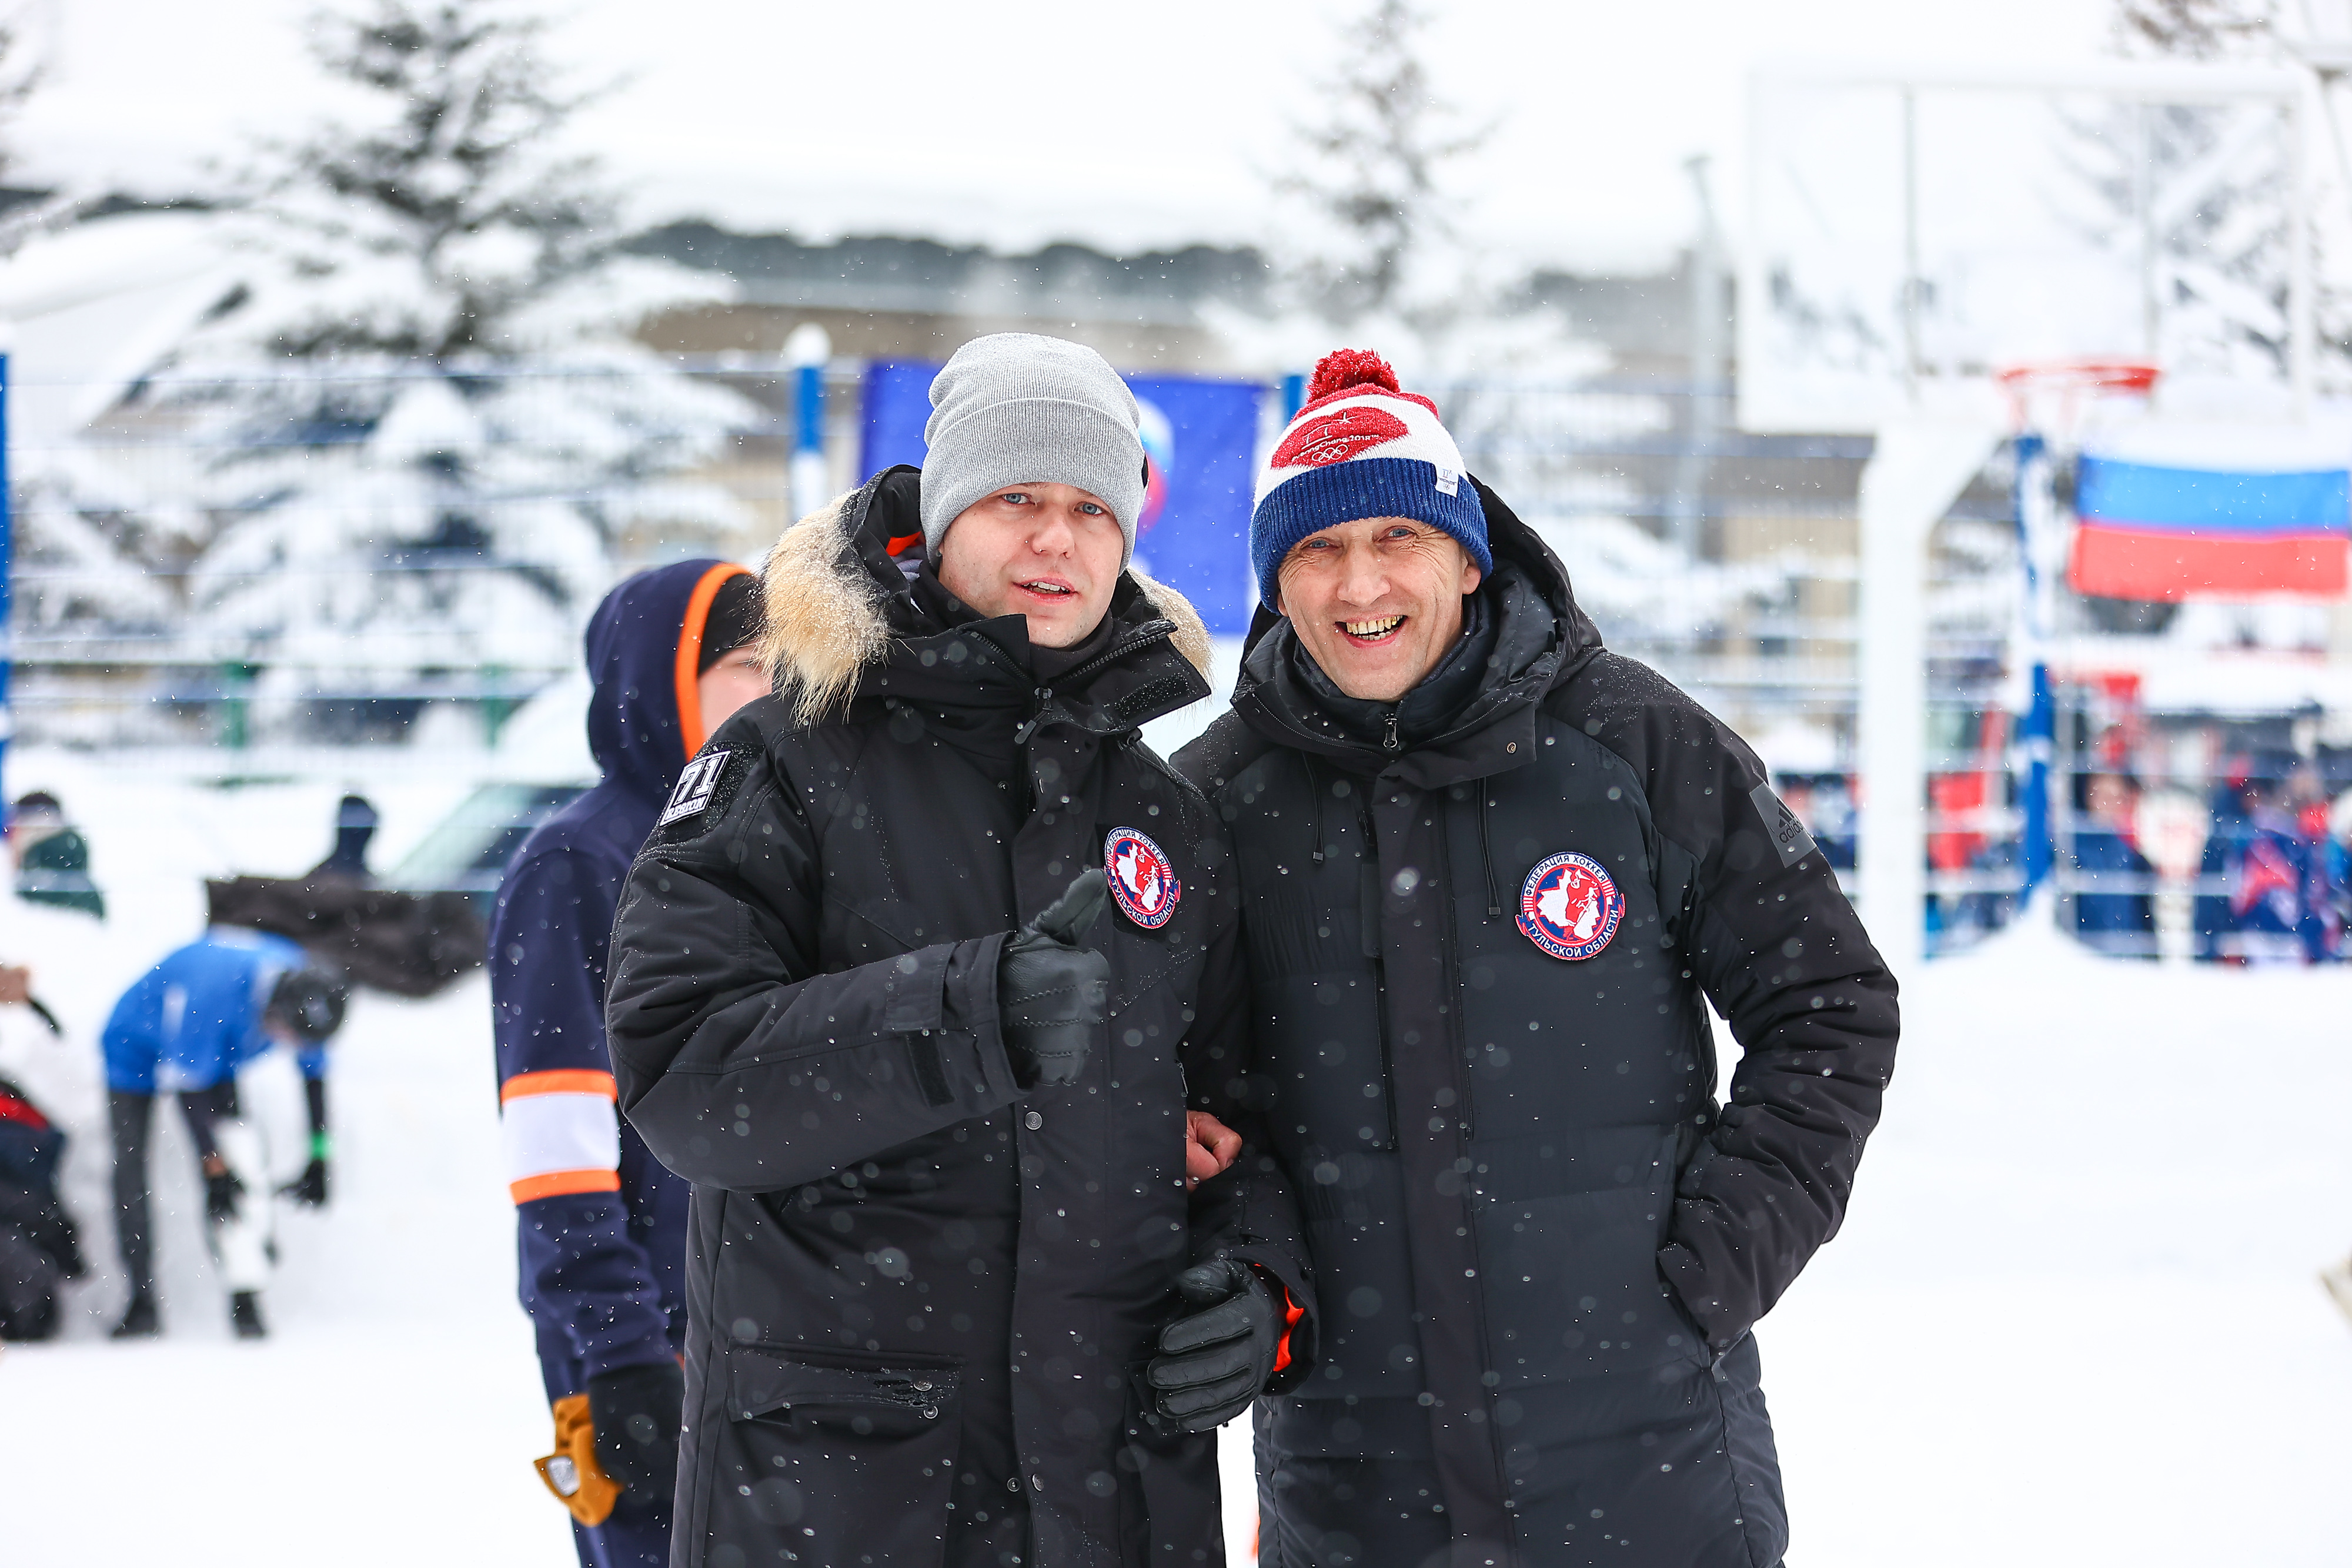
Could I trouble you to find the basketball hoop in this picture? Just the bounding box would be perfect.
[1994,360,2161,446]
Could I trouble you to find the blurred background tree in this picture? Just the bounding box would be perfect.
[1272,0,1486,334]
[159,0,749,684]
[2117,0,2278,57]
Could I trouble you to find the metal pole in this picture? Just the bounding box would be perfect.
[1668,155,1724,561]
[1737,69,1772,433]
[2288,91,2316,415]
[787,322,833,523]
[1902,89,1923,400]
[0,349,11,811]
[2012,432,2056,894]
[2137,104,2160,362]
[1857,419,2003,975]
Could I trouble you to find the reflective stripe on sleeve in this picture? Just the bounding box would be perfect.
[501,1080,622,1205]
[509,1168,623,1203]
[500,1068,618,1104]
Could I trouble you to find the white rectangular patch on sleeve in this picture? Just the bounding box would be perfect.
[661,749,731,825]
[500,1092,622,1186]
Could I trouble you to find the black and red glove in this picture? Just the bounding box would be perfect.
[1145,1259,1295,1431]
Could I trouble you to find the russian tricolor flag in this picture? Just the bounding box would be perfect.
[2070,447,2351,600]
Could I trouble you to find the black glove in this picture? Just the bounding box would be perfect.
[996,870,1111,1089]
[1145,1258,1284,1432]
[587,1360,686,1498]
[203,1165,245,1224]
[278,1158,329,1208]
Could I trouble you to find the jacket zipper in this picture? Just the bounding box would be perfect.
[1361,798,1402,1151]
[1433,821,1474,1148]
[1476,789,1501,918]
[1382,709,1401,752]
[998,622,1177,743]
[1054,619,1174,690]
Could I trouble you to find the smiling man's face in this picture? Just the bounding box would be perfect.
[936,482,1125,648]
[1277,515,1484,702]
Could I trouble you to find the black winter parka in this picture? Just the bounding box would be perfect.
[605,470,1312,1568]
[1174,482,1898,1568]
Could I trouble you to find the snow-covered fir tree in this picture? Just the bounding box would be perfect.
[2117,0,2278,56]
[2058,0,2309,383]
[0,18,185,669]
[1242,0,1779,654]
[1254,0,1602,386]
[2068,0,2352,390]
[0,13,36,173]
[1271,0,1486,334]
[162,0,750,686]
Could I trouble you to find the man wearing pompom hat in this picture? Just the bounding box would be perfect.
[1174,351,1900,1567]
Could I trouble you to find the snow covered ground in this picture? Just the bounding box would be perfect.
[1,745,2347,1565]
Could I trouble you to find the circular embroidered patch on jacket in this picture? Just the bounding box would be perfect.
[1104,828,1181,929]
[1518,851,1624,961]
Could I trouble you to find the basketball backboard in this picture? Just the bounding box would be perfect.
[1739,61,2312,435]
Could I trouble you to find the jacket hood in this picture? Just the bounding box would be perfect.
[760,465,1214,728]
[1231,476,1605,786]
[585,557,756,807]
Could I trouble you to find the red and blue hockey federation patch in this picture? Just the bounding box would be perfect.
[1517,851,1624,961]
[1104,827,1181,930]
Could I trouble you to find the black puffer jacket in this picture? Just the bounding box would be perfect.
[605,469,1311,1568]
[1175,481,1897,1567]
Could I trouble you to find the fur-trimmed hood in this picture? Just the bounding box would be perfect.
[759,466,1213,727]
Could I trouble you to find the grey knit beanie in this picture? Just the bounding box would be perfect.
[921,334,1147,568]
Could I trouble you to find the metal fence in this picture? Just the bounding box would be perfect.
[6,357,814,746]
[15,354,2347,957]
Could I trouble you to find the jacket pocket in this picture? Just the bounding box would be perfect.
[1474,1183,1696,1384]
[698,1346,965,1568]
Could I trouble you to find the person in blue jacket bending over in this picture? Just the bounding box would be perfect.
[102,927,349,1340]
[491,560,766,1568]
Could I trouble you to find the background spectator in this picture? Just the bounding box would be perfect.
[8,794,106,921]
[306,795,379,883]
[2073,772,2157,958]
[0,1070,87,1341]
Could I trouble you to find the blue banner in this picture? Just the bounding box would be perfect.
[859,362,1264,634]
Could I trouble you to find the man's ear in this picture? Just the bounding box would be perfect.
[1458,544,1484,596]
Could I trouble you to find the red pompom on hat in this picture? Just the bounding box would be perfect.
[1307,348,1401,402]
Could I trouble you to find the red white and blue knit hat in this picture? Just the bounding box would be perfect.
[1250,349,1489,606]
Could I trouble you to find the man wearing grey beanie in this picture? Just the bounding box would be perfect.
[905,333,1153,659]
[604,332,1317,1568]
[921,333,1149,569]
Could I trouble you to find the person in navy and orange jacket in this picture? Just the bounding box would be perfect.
[490,560,767,1568]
